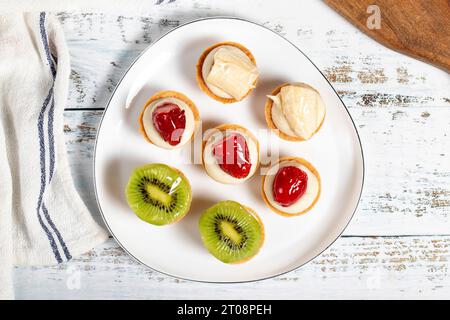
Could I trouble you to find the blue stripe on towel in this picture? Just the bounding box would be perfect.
[156,0,177,4]
[38,12,71,262]
[37,88,63,263]
[47,95,56,181]
[42,203,72,260]
[39,12,56,78]
[40,13,56,182]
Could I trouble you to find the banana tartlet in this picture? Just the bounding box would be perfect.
[265,83,326,141]
[262,157,321,216]
[139,90,199,149]
[202,124,259,184]
[196,42,259,103]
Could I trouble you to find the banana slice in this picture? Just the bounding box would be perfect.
[206,46,259,101]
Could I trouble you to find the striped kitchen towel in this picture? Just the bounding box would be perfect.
[0,13,109,299]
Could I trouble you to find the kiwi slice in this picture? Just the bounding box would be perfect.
[199,201,264,264]
[125,163,192,226]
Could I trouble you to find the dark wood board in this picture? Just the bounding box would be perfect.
[325,0,450,72]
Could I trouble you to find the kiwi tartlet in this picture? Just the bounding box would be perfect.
[125,163,192,226]
[199,200,264,264]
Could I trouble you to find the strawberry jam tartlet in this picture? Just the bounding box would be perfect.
[265,83,326,141]
[202,124,259,184]
[262,157,321,216]
[196,42,259,103]
[139,90,199,149]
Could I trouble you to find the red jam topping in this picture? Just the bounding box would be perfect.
[273,166,308,207]
[213,133,252,179]
[152,102,186,146]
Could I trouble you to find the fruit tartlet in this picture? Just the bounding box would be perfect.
[139,90,200,149]
[196,42,259,103]
[199,200,264,264]
[262,157,321,216]
[202,124,259,184]
[265,83,326,141]
[125,163,192,226]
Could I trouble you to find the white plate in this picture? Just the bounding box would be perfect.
[94,17,364,282]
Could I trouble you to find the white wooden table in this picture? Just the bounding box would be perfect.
[14,0,450,299]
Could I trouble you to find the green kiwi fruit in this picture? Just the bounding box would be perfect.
[199,200,264,264]
[125,163,192,226]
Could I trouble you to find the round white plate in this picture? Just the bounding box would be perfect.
[94,17,364,282]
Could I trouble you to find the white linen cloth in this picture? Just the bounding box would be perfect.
[0,13,109,299]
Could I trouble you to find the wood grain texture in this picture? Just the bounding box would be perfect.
[14,236,450,299]
[325,0,450,72]
[12,0,450,299]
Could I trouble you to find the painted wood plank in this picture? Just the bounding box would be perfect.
[63,108,450,236]
[58,7,450,111]
[13,235,450,299]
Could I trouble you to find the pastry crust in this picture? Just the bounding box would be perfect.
[139,90,200,147]
[201,124,260,184]
[196,42,258,104]
[264,83,325,142]
[261,157,321,217]
[231,205,265,264]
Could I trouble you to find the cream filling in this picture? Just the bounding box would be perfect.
[142,97,195,149]
[202,45,258,100]
[263,160,319,214]
[203,129,258,184]
[268,83,325,140]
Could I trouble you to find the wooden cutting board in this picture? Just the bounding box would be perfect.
[325,0,450,73]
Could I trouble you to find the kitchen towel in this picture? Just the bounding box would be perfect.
[0,13,109,299]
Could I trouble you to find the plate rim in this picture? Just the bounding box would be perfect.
[93,16,366,284]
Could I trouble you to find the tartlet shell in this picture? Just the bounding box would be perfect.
[261,156,321,217]
[264,83,326,141]
[201,124,260,184]
[196,42,258,104]
[139,90,200,148]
